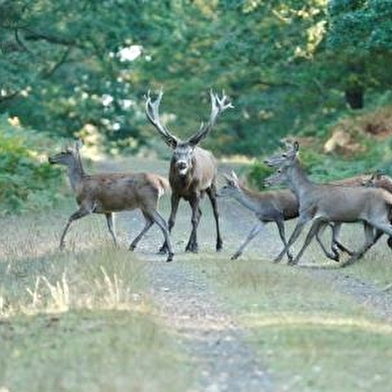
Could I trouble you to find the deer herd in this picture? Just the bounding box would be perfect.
[48,91,392,268]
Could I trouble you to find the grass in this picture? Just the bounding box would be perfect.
[0,204,194,392]
[0,310,190,392]
[200,225,392,392]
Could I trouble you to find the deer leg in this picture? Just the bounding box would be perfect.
[290,218,325,265]
[341,222,377,267]
[186,196,201,253]
[314,222,340,261]
[159,193,180,253]
[105,213,118,246]
[231,222,265,260]
[275,219,293,262]
[206,184,223,251]
[59,207,91,249]
[351,225,385,261]
[329,223,353,256]
[150,210,174,262]
[387,235,392,249]
[274,217,309,263]
[129,211,154,251]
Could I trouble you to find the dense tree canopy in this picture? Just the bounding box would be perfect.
[1,0,392,156]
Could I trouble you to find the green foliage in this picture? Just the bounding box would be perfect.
[0,115,63,215]
[246,162,274,190]
[1,0,392,159]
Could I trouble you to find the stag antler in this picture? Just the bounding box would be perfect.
[187,90,233,146]
[145,90,178,148]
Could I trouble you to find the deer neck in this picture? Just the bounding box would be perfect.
[67,156,86,192]
[285,160,313,201]
[234,186,261,212]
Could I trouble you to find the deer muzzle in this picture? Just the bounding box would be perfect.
[176,160,189,176]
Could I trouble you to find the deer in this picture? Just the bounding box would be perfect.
[218,171,353,262]
[362,170,392,193]
[48,141,174,262]
[361,170,392,248]
[264,141,392,267]
[145,89,233,253]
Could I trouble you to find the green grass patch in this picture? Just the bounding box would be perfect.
[0,310,191,392]
[204,254,392,392]
[248,322,392,392]
[0,208,195,392]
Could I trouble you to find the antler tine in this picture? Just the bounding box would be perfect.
[215,89,234,111]
[145,90,178,148]
[188,89,233,146]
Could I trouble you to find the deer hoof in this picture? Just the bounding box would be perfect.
[230,253,240,260]
[185,244,198,253]
[166,253,174,262]
[159,245,168,254]
[340,256,357,268]
[129,244,136,252]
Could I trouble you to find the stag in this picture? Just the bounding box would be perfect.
[48,142,174,261]
[264,141,392,267]
[219,171,352,262]
[145,90,232,253]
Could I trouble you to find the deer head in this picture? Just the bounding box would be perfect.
[48,140,84,170]
[361,169,384,188]
[264,167,287,187]
[217,171,241,197]
[264,140,299,169]
[145,89,233,177]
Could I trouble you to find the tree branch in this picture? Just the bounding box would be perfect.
[41,45,74,78]
[22,26,77,47]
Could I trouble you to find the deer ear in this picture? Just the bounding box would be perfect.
[293,141,299,151]
[222,173,232,183]
[231,170,239,183]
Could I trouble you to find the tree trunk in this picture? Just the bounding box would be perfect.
[345,88,364,109]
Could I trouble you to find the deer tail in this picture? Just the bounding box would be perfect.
[157,176,171,198]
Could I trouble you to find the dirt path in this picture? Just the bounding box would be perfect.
[132,199,274,392]
[146,258,272,392]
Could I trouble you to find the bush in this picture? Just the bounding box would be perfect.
[246,162,274,190]
[0,115,63,215]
